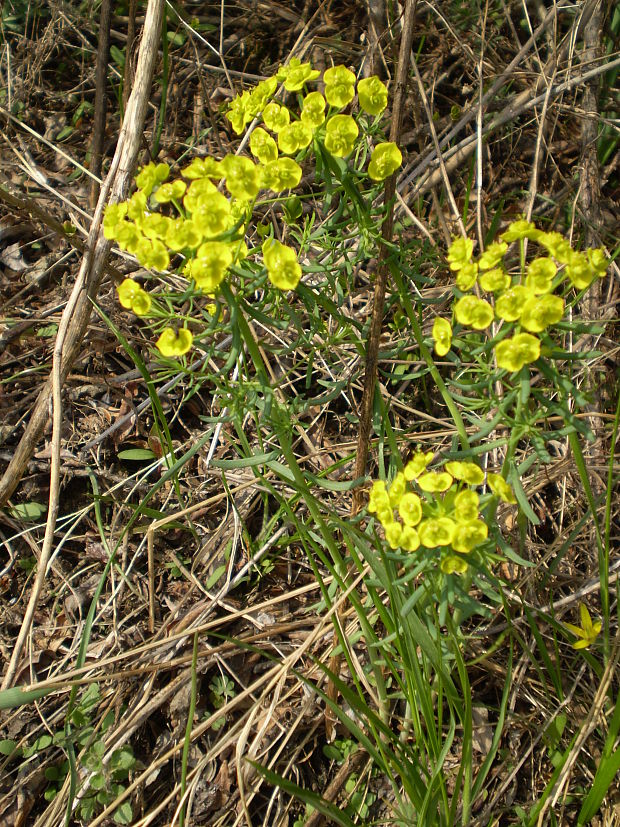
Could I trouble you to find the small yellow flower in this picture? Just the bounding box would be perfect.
[384,520,403,550]
[418,517,456,548]
[452,519,488,553]
[565,604,602,649]
[479,267,510,293]
[525,257,556,294]
[156,327,193,358]
[520,294,564,333]
[388,472,407,508]
[276,58,320,92]
[262,238,301,290]
[447,237,474,271]
[367,142,402,181]
[499,219,541,243]
[495,332,541,372]
[401,525,420,552]
[417,471,453,493]
[398,492,422,527]
[445,461,484,485]
[454,295,494,330]
[263,102,291,133]
[440,555,468,575]
[487,473,517,504]
[455,262,479,291]
[301,91,326,129]
[357,76,388,116]
[117,278,152,316]
[324,114,359,157]
[404,451,434,480]
[477,241,508,271]
[432,317,452,357]
[453,489,480,522]
[249,128,279,164]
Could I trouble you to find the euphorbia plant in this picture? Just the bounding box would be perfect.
[103,59,402,359]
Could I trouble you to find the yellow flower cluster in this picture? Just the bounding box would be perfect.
[368,451,517,574]
[104,153,304,355]
[225,60,401,182]
[433,221,608,372]
[104,59,405,359]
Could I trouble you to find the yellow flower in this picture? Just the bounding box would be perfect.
[565,603,602,649]
[183,177,218,213]
[495,332,541,372]
[156,327,193,358]
[368,142,402,181]
[398,492,422,527]
[417,471,453,493]
[455,262,479,291]
[226,91,252,135]
[249,128,278,164]
[103,202,128,239]
[262,238,301,290]
[221,155,260,201]
[181,157,223,180]
[263,102,291,133]
[495,285,533,322]
[401,525,420,552]
[487,473,517,503]
[190,191,232,239]
[499,219,541,243]
[525,257,556,294]
[357,76,388,115]
[453,489,480,522]
[404,451,434,480]
[586,248,608,278]
[384,520,403,550]
[445,461,484,485]
[479,267,510,293]
[135,161,169,196]
[418,517,456,548]
[301,91,326,129]
[388,472,407,508]
[117,278,152,316]
[538,231,572,263]
[454,295,494,330]
[260,158,303,193]
[440,555,468,574]
[324,114,359,157]
[447,237,474,271]
[452,519,488,553]
[477,241,507,271]
[368,480,390,515]
[520,294,564,333]
[154,179,186,203]
[432,317,452,357]
[323,65,356,108]
[276,58,320,91]
[277,121,313,155]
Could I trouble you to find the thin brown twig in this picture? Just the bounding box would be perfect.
[89,0,112,210]
[352,0,418,503]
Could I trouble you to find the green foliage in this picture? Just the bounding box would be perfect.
[17,684,136,824]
